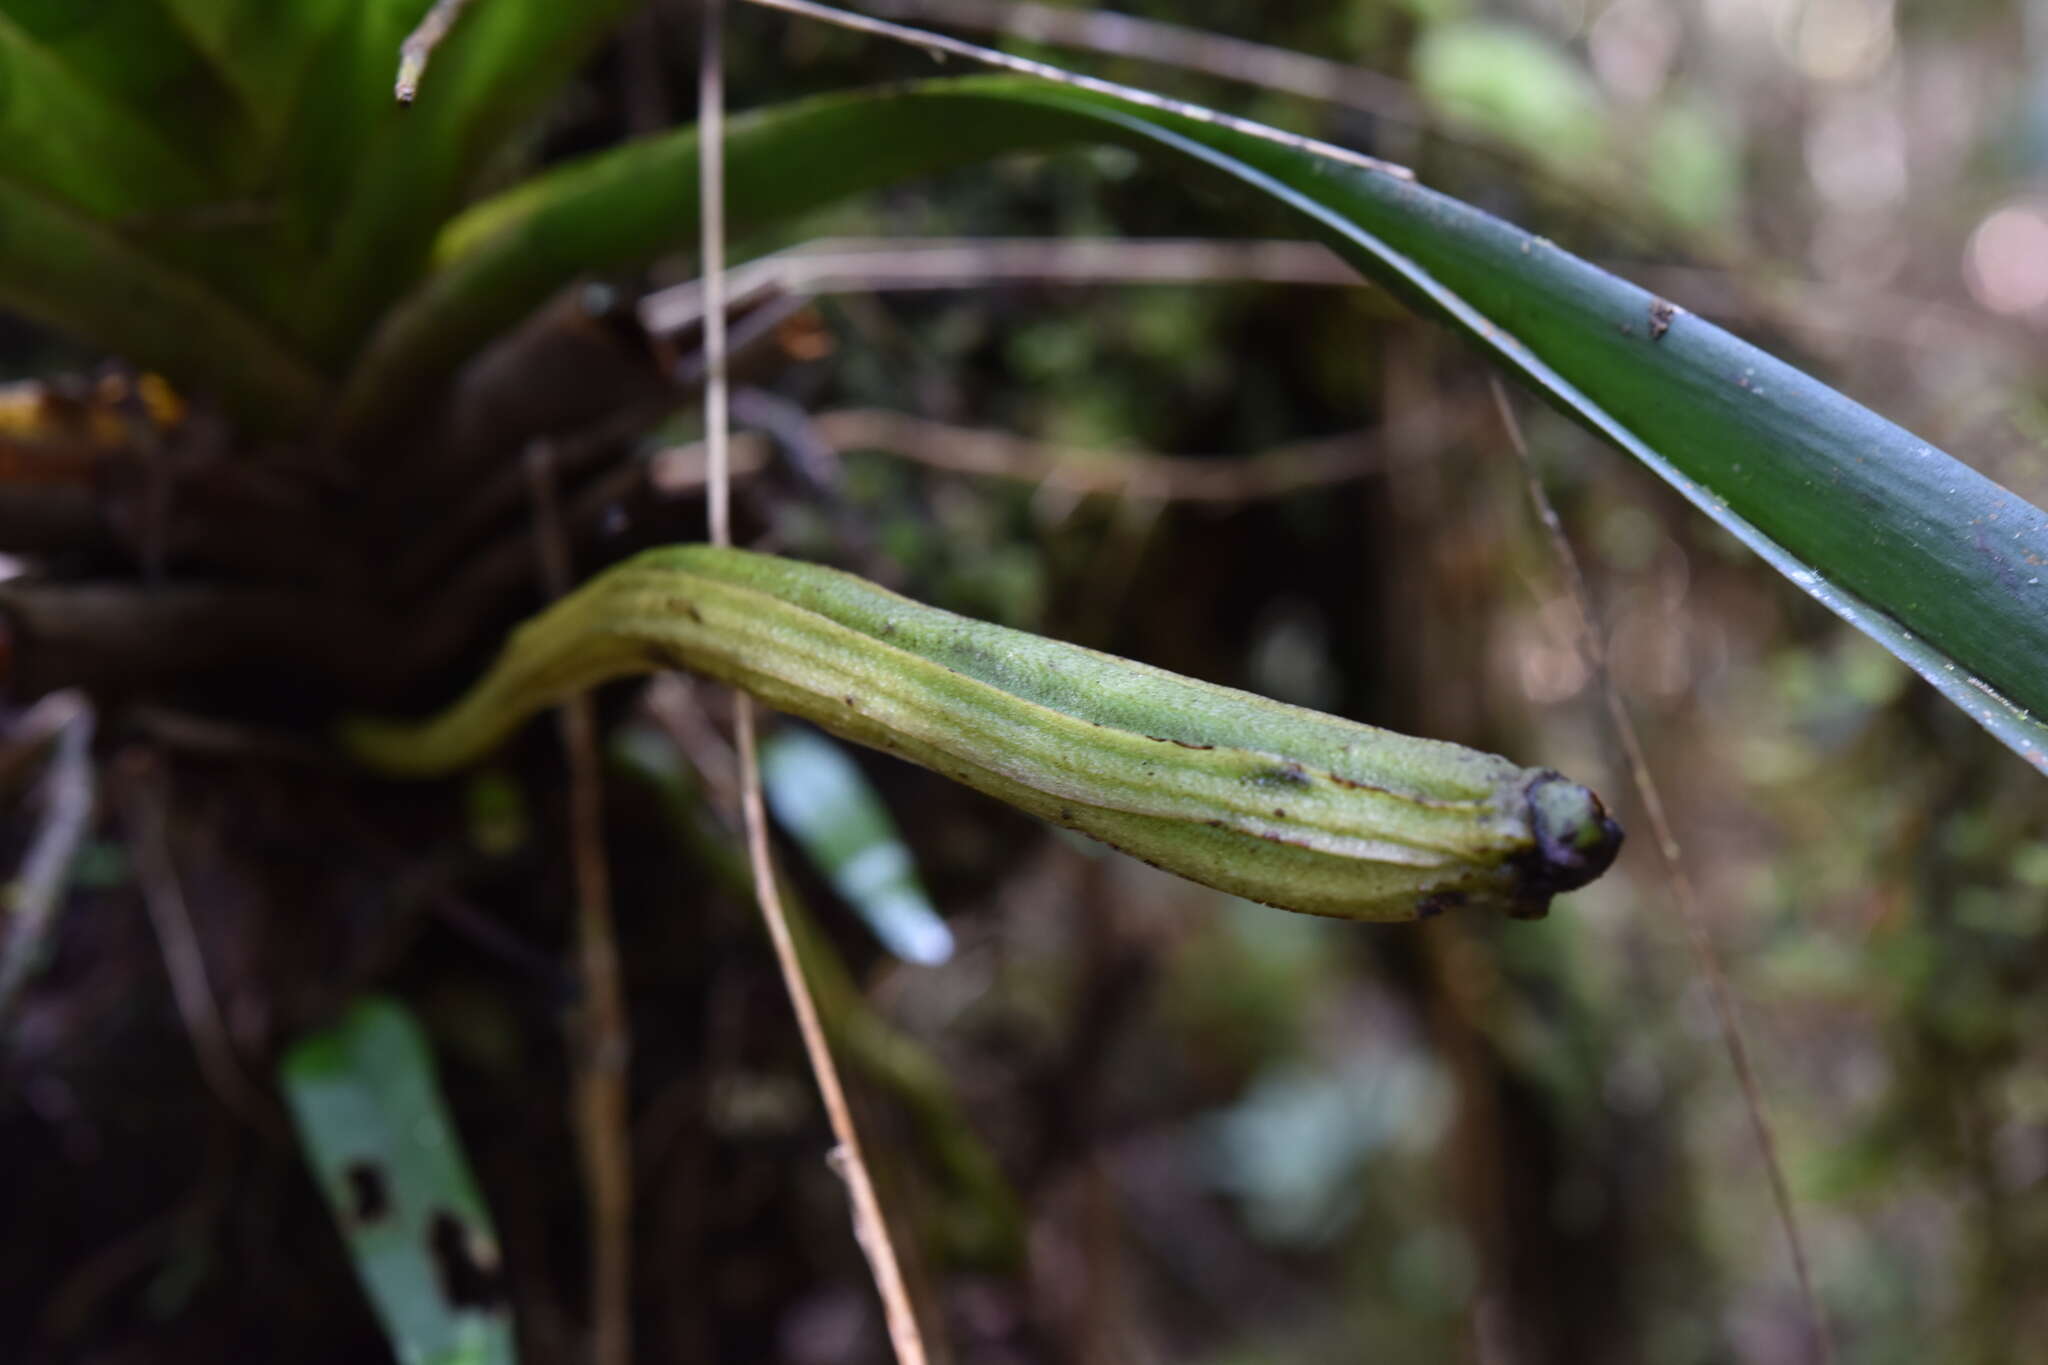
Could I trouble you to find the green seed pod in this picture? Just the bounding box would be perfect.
[344,545,1621,921]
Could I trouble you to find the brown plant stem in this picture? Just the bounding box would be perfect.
[527,443,632,1365]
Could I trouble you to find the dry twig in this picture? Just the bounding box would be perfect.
[645,404,1491,508]
[638,236,1361,336]
[526,443,633,1365]
[1489,378,1835,1365]
[769,407,1395,502]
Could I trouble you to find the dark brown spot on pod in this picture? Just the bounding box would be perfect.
[1256,762,1310,788]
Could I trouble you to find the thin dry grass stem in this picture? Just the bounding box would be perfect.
[526,443,633,1365]
[701,0,733,549]
[1488,378,1836,1365]
[396,0,480,104]
[701,5,929,1356]
[861,0,1422,124]
[643,687,937,1358]
[117,750,283,1139]
[735,704,931,1358]
[0,692,96,1020]
[739,0,1412,180]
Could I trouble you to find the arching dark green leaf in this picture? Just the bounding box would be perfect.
[350,77,2048,770]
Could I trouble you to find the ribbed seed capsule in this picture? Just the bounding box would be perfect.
[345,545,1622,921]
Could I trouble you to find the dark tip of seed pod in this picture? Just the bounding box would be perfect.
[1508,773,1624,918]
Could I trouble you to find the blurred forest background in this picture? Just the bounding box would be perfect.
[5,1,2048,1362]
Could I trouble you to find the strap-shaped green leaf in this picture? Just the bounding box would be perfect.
[351,76,2048,772]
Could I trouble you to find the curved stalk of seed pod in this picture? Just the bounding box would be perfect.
[344,545,1620,920]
